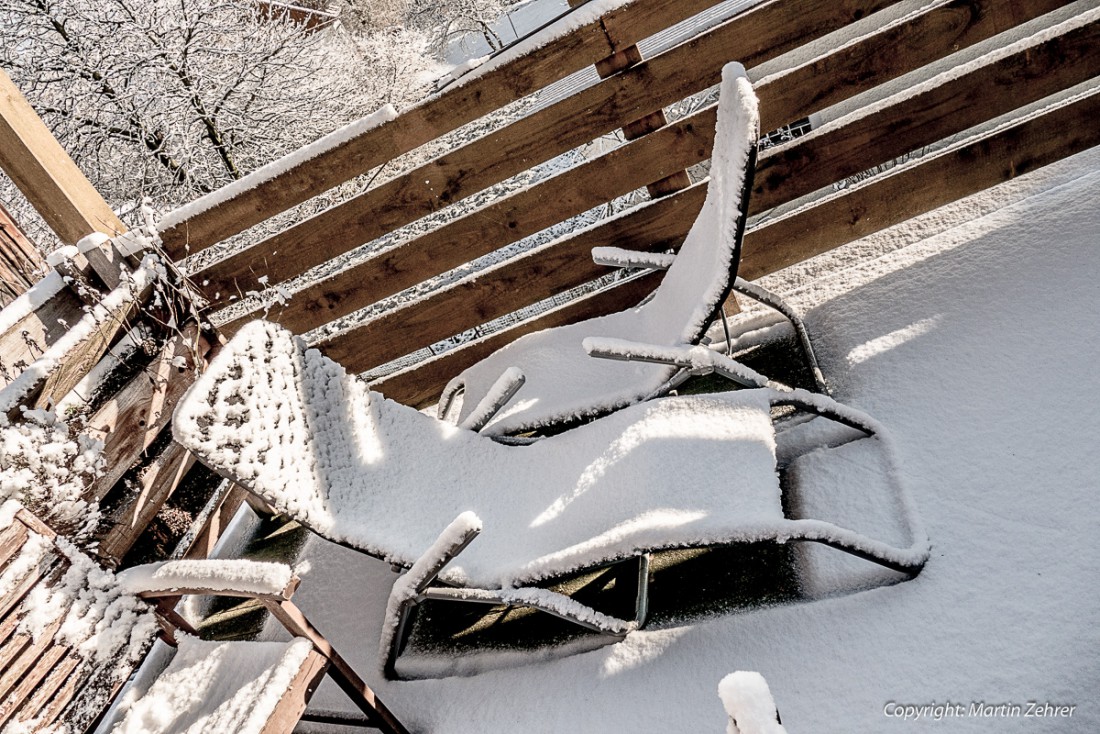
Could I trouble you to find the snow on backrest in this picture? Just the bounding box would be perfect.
[639,63,759,344]
[173,321,482,541]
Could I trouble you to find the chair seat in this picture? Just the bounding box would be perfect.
[110,636,318,734]
[174,321,784,590]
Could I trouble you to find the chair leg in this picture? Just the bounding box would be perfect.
[731,277,828,393]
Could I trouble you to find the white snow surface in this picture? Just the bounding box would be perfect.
[116,559,293,597]
[444,63,759,435]
[719,671,786,734]
[108,635,313,734]
[174,320,800,590]
[0,270,65,340]
[264,148,1100,732]
[157,105,398,235]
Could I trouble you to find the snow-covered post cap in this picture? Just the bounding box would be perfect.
[719,672,786,734]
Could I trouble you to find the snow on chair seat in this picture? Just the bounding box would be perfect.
[437,62,825,438]
[173,321,930,678]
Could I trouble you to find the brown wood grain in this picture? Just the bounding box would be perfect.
[96,440,196,568]
[0,202,44,309]
[751,14,1100,211]
[0,69,125,245]
[11,648,81,730]
[193,0,903,304]
[224,108,717,337]
[369,87,1100,406]
[223,0,1055,340]
[739,85,1100,279]
[257,650,328,734]
[158,0,732,257]
[317,185,705,370]
[83,326,208,503]
[0,288,86,389]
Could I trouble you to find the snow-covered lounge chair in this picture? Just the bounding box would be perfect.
[0,500,407,733]
[172,321,930,679]
[437,63,825,437]
[110,560,409,734]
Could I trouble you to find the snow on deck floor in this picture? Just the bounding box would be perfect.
[280,147,1100,733]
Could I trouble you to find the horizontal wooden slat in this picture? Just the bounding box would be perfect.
[194,0,903,305]
[158,0,732,257]
[233,0,1067,341]
[752,12,1100,211]
[317,5,1096,369]
[318,184,706,370]
[229,108,718,337]
[370,271,664,407]
[740,84,1100,279]
[370,83,1100,407]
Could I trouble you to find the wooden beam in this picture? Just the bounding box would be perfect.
[567,0,691,198]
[739,85,1100,279]
[370,87,1100,407]
[83,326,209,503]
[300,0,1086,363]
[95,440,196,568]
[0,202,45,308]
[751,12,1100,213]
[227,107,716,336]
[220,0,1054,335]
[318,185,705,370]
[0,288,85,388]
[0,69,125,245]
[192,0,904,304]
[369,271,663,406]
[158,0,733,258]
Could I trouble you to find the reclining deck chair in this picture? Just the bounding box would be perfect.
[173,322,929,679]
[0,500,406,734]
[438,63,825,437]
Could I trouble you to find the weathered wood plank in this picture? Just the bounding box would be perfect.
[0,287,86,388]
[314,1,1094,368]
[760,0,1077,132]
[318,185,705,370]
[227,108,717,337]
[183,483,248,561]
[369,86,1100,407]
[158,0,732,257]
[0,69,125,245]
[370,271,664,407]
[258,649,328,734]
[0,523,29,571]
[228,0,1059,338]
[194,0,904,304]
[0,638,68,728]
[83,326,209,503]
[12,647,81,730]
[739,85,1100,279]
[96,440,196,568]
[751,13,1100,212]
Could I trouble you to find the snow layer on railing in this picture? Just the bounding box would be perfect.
[0,270,65,340]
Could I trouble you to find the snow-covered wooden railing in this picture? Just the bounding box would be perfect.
[158,0,1100,408]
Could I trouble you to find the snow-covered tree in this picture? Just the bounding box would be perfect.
[0,0,509,251]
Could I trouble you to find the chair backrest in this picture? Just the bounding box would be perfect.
[0,501,156,733]
[636,63,760,345]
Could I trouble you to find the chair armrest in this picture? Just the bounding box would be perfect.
[583,337,768,388]
[459,366,525,433]
[117,559,298,600]
[592,246,675,270]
